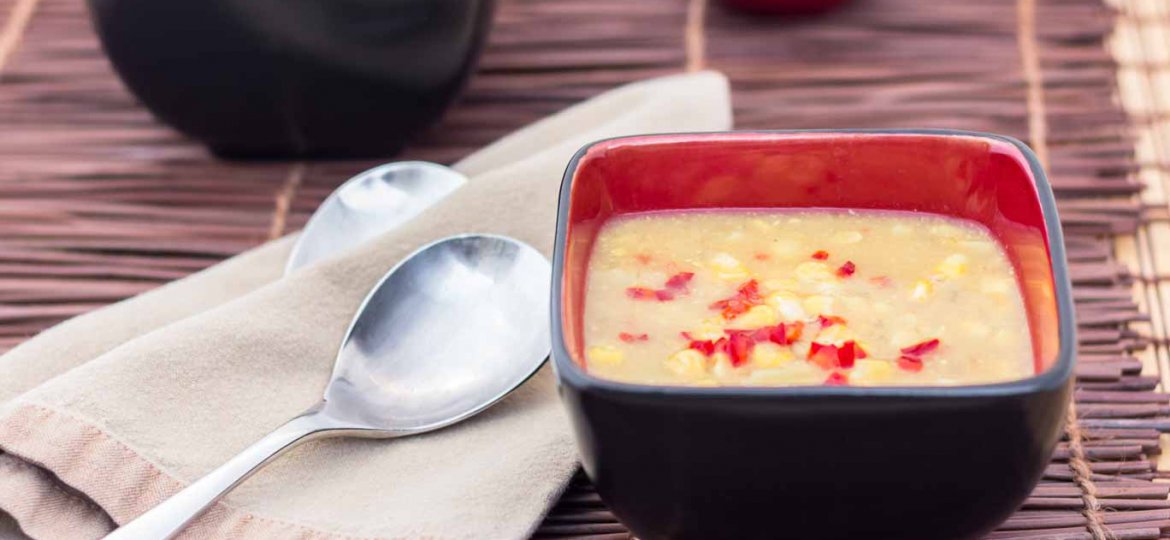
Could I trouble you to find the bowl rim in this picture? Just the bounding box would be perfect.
[550,128,1076,398]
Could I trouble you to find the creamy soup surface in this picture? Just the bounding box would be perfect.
[582,210,1035,387]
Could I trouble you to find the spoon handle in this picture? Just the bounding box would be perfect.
[105,410,337,540]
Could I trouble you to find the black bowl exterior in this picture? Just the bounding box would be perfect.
[558,376,1071,540]
[551,130,1076,540]
[86,0,495,159]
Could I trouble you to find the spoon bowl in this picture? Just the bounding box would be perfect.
[107,234,550,539]
[324,234,552,432]
[285,161,468,274]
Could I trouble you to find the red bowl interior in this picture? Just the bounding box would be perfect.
[560,131,1061,378]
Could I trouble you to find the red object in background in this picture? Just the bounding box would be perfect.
[720,0,851,15]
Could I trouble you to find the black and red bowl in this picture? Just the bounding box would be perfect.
[550,130,1075,540]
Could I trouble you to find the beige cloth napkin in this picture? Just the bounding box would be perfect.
[0,71,731,540]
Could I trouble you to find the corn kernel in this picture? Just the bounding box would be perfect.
[803,295,835,315]
[936,254,969,279]
[851,360,894,384]
[731,305,779,328]
[687,319,726,341]
[711,353,736,379]
[910,279,933,301]
[587,346,624,366]
[766,291,807,321]
[832,230,864,244]
[666,349,708,378]
[796,261,833,282]
[710,252,749,281]
[816,322,852,345]
[751,342,795,369]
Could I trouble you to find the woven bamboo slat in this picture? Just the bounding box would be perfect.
[0,0,1166,538]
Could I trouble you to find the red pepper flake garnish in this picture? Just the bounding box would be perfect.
[626,272,695,302]
[785,321,804,342]
[626,287,657,300]
[812,250,830,260]
[824,371,849,386]
[808,342,840,370]
[688,339,717,356]
[634,253,652,265]
[869,276,892,288]
[836,261,856,278]
[664,272,694,290]
[709,279,763,320]
[897,356,924,372]
[619,332,648,343]
[723,322,804,346]
[900,339,940,357]
[837,340,861,368]
[754,253,770,261]
[727,331,754,366]
[817,314,846,328]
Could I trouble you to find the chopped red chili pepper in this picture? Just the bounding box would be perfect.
[634,253,652,265]
[869,276,892,287]
[786,321,804,342]
[626,287,658,300]
[727,332,754,366]
[817,314,847,328]
[765,325,787,344]
[754,253,770,261]
[900,339,940,357]
[737,279,762,301]
[837,340,862,368]
[812,250,830,260]
[897,355,924,372]
[664,272,695,290]
[808,342,840,370]
[688,339,717,356]
[627,272,695,302]
[619,332,648,343]
[855,342,868,359]
[824,371,849,386]
[836,261,856,278]
[709,279,764,320]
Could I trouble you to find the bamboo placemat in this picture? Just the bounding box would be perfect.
[0,0,1166,538]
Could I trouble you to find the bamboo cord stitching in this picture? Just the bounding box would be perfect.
[685,0,707,72]
[1064,401,1115,540]
[267,162,306,240]
[1018,0,1109,536]
[0,0,41,77]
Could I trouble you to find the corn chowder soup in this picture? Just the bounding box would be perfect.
[582,210,1034,387]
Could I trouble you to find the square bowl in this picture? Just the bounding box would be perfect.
[550,130,1075,540]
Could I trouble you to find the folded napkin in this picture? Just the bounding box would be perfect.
[0,72,731,540]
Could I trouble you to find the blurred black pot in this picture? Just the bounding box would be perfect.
[86,0,496,159]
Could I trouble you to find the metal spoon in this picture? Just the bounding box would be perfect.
[107,234,552,539]
[285,161,467,274]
